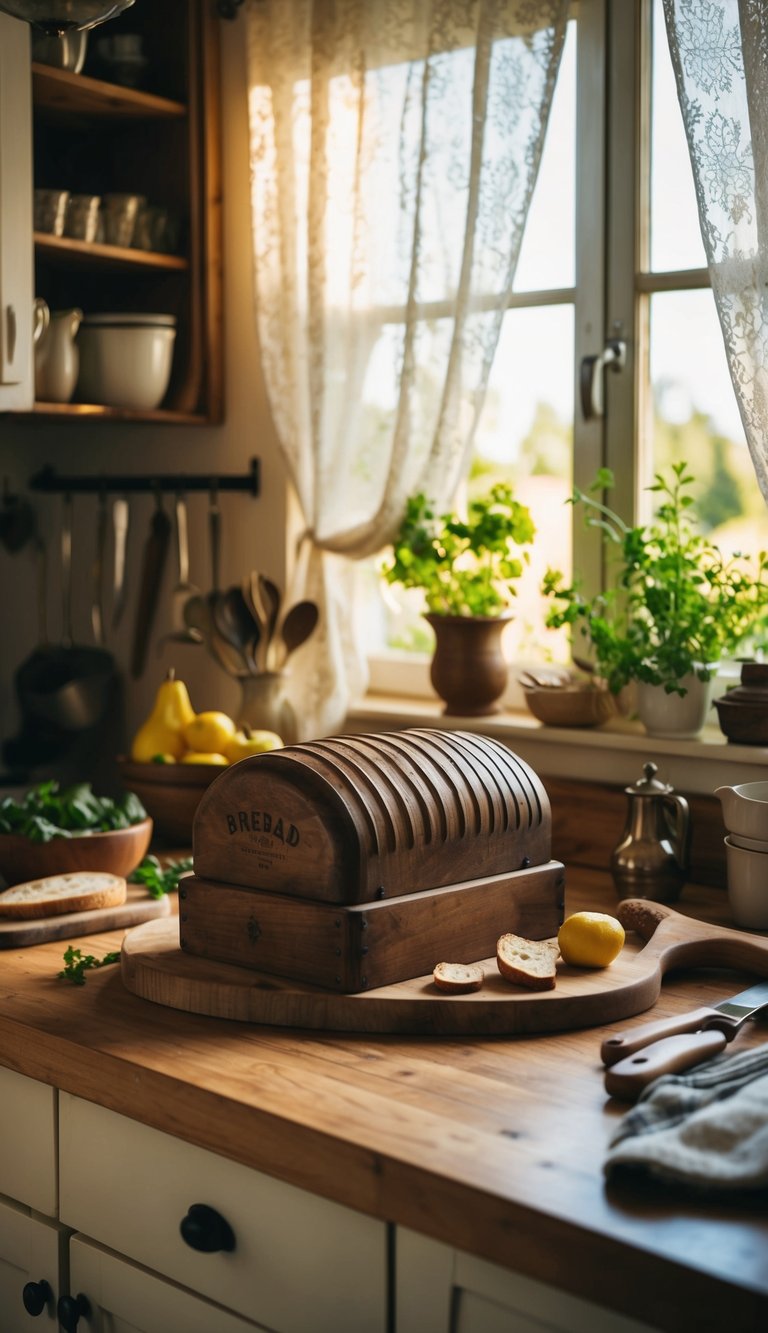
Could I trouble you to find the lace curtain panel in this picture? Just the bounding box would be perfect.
[244,0,568,736]
[664,0,768,503]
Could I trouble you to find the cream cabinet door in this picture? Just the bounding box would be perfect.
[0,1066,57,1216]
[0,1197,64,1331]
[69,1235,267,1333]
[0,11,33,410]
[59,1093,388,1333]
[396,1228,658,1333]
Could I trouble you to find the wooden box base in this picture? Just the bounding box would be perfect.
[179,861,565,993]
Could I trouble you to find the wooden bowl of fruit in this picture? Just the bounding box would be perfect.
[124,671,285,844]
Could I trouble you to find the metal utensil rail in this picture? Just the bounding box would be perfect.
[26,459,261,497]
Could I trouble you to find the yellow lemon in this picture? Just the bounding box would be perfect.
[180,751,229,766]
[557,912,625,968]
[183,711,236,754]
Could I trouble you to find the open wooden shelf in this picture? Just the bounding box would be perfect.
[35,232,188,272]
[25,0,223,424]
[31,63,187,120]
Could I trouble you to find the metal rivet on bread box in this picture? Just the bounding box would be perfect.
[184,728,564,991]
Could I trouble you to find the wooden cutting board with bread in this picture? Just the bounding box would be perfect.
[120,899,768,1033]
[0,873,170,948]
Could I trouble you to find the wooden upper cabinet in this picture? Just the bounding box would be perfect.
[29,0,223,424]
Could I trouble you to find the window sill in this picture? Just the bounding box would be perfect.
[344,692,767,796]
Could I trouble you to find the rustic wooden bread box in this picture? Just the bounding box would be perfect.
[184,728,564,992]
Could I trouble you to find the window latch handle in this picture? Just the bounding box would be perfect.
[580,338,626,420]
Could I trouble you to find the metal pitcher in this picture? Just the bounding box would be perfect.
[610,761,691,902]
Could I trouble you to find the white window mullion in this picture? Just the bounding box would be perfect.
[572,0,609,597]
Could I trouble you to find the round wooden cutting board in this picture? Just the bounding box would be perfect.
[120,900,768,1034]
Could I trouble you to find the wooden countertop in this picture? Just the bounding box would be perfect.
[0,867,766,1332]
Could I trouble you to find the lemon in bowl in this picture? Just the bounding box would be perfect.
[558,911,625,968]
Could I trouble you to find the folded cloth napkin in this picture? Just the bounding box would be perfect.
[604,1043,768,1190]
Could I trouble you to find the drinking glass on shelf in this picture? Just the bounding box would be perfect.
[34,188,70,236]
[64,194,102,243]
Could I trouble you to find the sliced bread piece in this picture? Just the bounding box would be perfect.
[496,933,559,991]
[432,961,484,994]
[0,872,127,920]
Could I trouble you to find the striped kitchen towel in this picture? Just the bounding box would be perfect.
[604,1043,768,1189]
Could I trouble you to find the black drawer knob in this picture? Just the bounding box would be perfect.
[22,1278,52,1316]
[180,1202,236,1253]
[57,1292,91,1332]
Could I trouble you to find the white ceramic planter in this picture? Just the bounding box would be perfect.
[636,670,717,739]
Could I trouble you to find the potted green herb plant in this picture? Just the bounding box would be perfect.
[541,464,768,738]
[382,484,535,715]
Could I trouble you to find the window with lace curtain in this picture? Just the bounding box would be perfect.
[365,0,768,705]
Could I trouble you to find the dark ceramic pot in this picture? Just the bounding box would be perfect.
[425,613,512,716]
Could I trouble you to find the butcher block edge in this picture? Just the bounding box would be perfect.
[179,861,565,992]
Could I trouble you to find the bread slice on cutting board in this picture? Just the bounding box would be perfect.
[496,933,560,991]
[0,872,127,919]
[432,961,484,993]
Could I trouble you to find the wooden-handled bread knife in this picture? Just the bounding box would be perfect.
[603,977,768,1099]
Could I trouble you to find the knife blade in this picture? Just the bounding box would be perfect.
[130,496,172,679]
[602,977,768,1100]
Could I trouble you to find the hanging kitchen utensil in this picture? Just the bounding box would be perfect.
[91,488,108,646]
[169,490,200,638]
[0,478,36,554]
[14,493,115,732]
[111,495,130,630]
[275,599,319,670]
[208,483,221,593]
[130,490,172,679]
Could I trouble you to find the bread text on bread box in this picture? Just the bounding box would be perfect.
[184,728,564,991]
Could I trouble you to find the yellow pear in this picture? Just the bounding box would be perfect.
[130,669,196,762]
[225,725,283,761]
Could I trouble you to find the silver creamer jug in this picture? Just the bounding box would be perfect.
[610,761,691,902]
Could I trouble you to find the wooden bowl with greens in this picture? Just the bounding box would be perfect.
[0,781,152,888]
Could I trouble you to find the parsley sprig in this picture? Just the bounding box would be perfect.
[129,855,193,899]
[58,945,121,985]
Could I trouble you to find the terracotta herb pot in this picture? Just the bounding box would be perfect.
[425,613,512,716]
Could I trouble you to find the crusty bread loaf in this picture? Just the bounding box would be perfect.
[496,933,559,991]
[0,872,127,920]
[432,961,484,993]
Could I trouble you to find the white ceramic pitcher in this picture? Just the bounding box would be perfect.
[34,307,82,403]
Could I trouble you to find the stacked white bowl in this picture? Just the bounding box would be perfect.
[716,781,768,929]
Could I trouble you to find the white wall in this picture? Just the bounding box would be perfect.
[0,21,288,781]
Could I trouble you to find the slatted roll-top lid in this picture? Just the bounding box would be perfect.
[192,727,552,904]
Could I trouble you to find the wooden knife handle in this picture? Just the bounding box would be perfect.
[604,1029,728,1100]
[601,1006,727,1066]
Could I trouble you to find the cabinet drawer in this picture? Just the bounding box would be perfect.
[0,1066,57,1214]
[70,1236,267,1333]
[60,1094,387,1333]
[0,1196,63,1331]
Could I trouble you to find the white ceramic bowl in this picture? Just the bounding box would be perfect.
[716,781,768,841]
[77,315,176,410]
[724,836,768,930]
